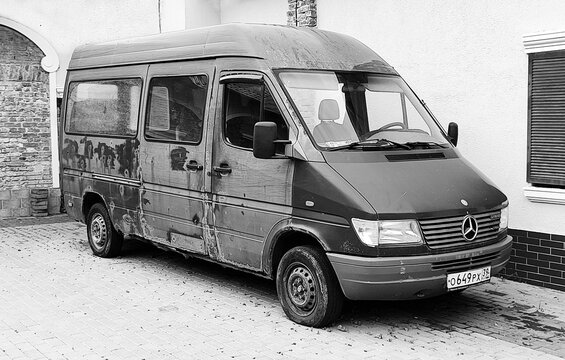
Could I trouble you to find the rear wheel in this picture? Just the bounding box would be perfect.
[86,203,123,258]
[276,246,343,327]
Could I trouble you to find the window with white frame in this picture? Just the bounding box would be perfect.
[527,50,565,187]
[523,31,565,204]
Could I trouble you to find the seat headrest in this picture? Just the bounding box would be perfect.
[318,99,340,121]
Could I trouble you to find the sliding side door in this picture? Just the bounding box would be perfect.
[138,61,215,255]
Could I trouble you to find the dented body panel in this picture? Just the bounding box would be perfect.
[209,63,296,270]
[61,135,142,229]
[136,60,215,255]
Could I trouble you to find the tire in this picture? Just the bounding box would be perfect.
[276,246,343,327]
[86,203,123,258]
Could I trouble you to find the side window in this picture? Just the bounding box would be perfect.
[224,82,288,152]
[65,79,141,136]
[145,75,208,143]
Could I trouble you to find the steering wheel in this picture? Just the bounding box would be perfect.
[377,122,406,132]
[361,122,406,140]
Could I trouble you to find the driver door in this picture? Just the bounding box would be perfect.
[209,72,293,270]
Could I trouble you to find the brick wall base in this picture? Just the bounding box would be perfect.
[0,187,61,218]
[501,228,565,292]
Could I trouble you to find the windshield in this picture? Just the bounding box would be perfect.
[279,71,449,150]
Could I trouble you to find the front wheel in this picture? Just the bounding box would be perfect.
[86,203,123,258]
[276,246,343,327]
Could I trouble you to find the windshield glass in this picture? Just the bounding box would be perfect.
[279,71,449,150]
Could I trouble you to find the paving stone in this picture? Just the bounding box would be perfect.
[0,219,563,359]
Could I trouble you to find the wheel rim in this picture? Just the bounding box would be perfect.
[286,264,316,313]
[90,213,107,251]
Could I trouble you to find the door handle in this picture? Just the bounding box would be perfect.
[213,164,232,175]
[185,160,203,172]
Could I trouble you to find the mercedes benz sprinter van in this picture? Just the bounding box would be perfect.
[61,23,511,327]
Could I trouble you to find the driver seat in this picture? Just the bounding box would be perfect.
[312,99,346,143]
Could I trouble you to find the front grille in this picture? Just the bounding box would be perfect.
[420,210,502,252]
[432,251,502,272]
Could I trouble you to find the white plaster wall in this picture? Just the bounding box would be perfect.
[318,0,565,235]
[219,0,287,25]
[0,0,187,88]
[161,0,187,32]
[185,0,220,28]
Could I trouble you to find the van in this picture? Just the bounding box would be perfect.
[60,23,512,327]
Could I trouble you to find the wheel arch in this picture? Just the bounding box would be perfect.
[263,219,330,279]
[82,191,108,222]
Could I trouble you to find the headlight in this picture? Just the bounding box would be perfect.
[351,219,423,247]
[499,205,509,230]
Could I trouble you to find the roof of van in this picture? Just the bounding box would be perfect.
[68,23,397,74]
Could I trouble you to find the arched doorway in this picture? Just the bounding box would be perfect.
[0,19,60,218]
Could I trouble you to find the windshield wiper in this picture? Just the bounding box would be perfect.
[325,141,362,151]
[327,139,411,151]
[403,141,449,149]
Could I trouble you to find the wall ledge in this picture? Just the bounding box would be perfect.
[524,186,565,205]
[524,30,565,53]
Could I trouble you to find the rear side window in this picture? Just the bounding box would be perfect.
[145,75,208,143]
[65,79,141,136]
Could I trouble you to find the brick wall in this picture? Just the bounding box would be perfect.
[287,0,317,27]
[503,229,565,292]
[0,25,56,218]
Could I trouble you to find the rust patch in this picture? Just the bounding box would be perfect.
[62,139,83,170]
[170,231,207,254]
[203,194,219,260]
[120,212,136,234]
[94,142,116,173]
[341,241,362,255]
[170,147,188,171]
[63,135,141,180]
[116,139,140,178]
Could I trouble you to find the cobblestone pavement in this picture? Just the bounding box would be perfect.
[0,218,564,360]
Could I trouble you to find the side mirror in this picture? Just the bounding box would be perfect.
[448,122,458,147]
[253,122,277,159]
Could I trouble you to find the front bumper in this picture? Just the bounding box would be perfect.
[327,235,513,300]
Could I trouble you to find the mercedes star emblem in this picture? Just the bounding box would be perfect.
[461,215,478,241]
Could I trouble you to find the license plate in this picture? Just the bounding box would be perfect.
[447,266,491,290]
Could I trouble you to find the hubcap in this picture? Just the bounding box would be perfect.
[90,214,107,251]
[287,265,316,312]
